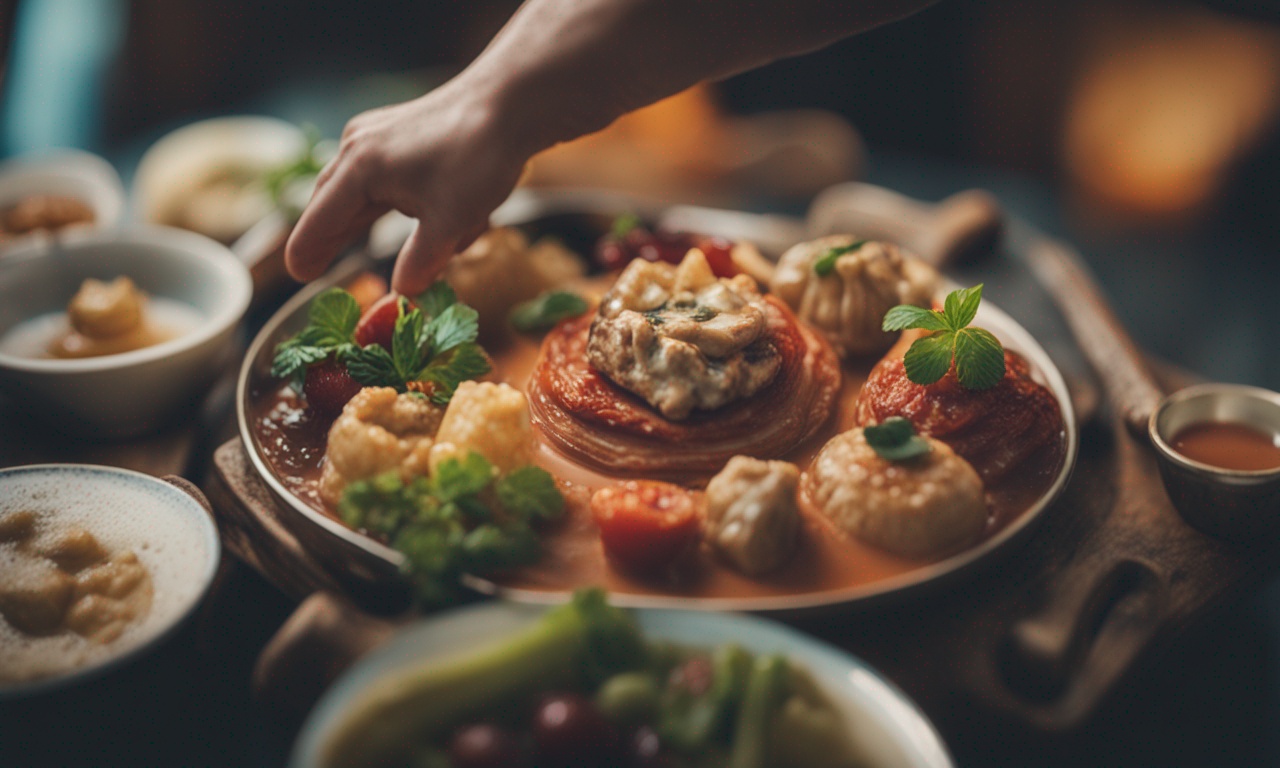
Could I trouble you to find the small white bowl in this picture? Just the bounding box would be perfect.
[0,150,127,255]
[133,116,306,243]
[0,226,252,437]
[0,464,221,698]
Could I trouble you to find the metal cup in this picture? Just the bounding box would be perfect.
[1148,383,1280,543]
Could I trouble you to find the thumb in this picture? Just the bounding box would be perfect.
[391,220,456,296]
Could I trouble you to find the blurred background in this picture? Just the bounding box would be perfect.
[2,0,1280,765]
[2,0,1278,388]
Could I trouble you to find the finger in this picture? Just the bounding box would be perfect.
[454,220,489,254]
[391,221,457,295]
[285,168,387,282]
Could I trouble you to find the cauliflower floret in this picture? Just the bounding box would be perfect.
[319,387,445,506]
[444,228,586,341]
[428,381,535,474]
[704,456,802,575]
[803,428,986,558]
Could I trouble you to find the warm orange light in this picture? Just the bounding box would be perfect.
[1064,10,1280,218]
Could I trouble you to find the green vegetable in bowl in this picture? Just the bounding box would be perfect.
[322,590,645,768]
[339,452,564,606]
[321,590,866,768]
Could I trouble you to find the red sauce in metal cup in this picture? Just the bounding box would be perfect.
[1171,422,1280,472]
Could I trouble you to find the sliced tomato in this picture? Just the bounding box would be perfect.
[591,481,700,573]
[303,360,362,415]
[354,293,406,350]
[695,236,738,278]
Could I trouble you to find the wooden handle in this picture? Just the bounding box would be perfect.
[253,592,398,718]
[1022,239,1164,436]
[806,183,1005,268]
[961,555,1169,731]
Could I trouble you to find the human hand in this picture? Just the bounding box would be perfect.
[284,80,533,295]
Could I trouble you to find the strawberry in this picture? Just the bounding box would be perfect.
[354,293,405,350]
[303,361,362,415]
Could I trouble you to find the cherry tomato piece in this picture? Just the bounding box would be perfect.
[591,481,700,573]
[695,236,738,278]
[449,723,530,768]
[302,361,362,415]
[354,293,406,350]
[531,693,619,766]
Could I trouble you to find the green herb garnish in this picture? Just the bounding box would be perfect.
[338,452,564,605]
[270,287,361,386]
[812,239,867,276]
[271,281,490,404]
[510,290,590,333]
[864,417,932,461]
[881,284,1005,390]
[611,212,643,239]
[264,124,326,218]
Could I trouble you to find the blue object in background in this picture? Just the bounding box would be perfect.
[1,0,126,158]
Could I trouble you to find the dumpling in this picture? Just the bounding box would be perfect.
[704,456,801,575]
[802,428,986,558]
[770,236,937,357]
[445,228,586,342]
[319,387,444,505]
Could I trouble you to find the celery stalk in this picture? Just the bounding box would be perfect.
[322,591,639,768]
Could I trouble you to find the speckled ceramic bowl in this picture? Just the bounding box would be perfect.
[0,464,220,697]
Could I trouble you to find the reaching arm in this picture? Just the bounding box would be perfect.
[285,0,938,294]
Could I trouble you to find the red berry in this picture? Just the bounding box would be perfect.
[354,293,405,350]
[303,361,362,415]
[531,693,619,766]
[449,723,529,768]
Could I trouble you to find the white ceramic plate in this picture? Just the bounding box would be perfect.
[290,601,953,768]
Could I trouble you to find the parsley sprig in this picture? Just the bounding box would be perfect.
[338,452,564,606]
[864,417,932,461]
[813,239,867,276]
[271,281,491,404]
[509,290,589,333]
[881,284,1006,390]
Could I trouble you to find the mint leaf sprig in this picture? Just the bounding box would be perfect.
[270,281,491,405]
[338,452,564,606]
[864,417,932,461]
[881,284,1006,390]
[509,290,589,333]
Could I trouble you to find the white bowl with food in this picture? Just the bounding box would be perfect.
[0,225,252,437]
[0,150,126,254]
[0,464,220,697]
[133,116,308,244]
[291,593,952,768]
